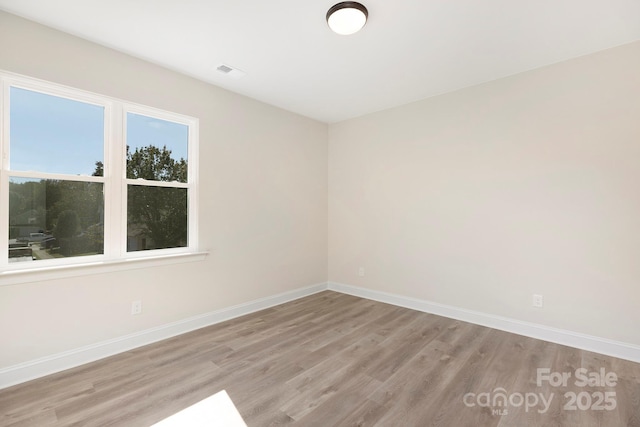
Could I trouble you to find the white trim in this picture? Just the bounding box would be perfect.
[0,282,327,390]
[0,80,8,264]
[3,280,638,390]
[125,178,189,188]
[328,281,640,364]
[0,251,209,287]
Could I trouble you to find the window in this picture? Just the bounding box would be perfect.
[125,112,190,252]
[0,73,198,272]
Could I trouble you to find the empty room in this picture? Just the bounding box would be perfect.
[1,1,639,426]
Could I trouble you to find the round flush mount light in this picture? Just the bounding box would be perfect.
[326,2,368,35]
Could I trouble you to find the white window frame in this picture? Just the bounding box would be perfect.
[0,72,201,281]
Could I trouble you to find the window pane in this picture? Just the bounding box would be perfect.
[127,185,187,251]
[8,177,104,262]
[10,87,104,176]
[126,113,188,183]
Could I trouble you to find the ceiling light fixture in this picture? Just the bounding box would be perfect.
[326,2,368,35]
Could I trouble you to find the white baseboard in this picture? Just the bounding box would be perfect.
[0,282,327,390]
[328,281,640,364]
[3,281,638,390]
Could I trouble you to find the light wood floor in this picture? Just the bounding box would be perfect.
[2,291,639,426]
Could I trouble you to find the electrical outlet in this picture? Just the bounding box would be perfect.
[532,294,543,308]
[358,267,365,277]
[131,300,142,315]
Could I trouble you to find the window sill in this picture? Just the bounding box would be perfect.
[0,252,209,287]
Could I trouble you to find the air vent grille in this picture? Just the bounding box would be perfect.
[217,65,233,74]
[215,64,246,79]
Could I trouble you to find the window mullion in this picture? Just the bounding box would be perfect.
[104,103,124,259]
[0,80,8,266]
[0,172,7,267]
[187,122,199,251]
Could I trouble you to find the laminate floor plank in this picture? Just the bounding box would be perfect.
[495,339,559,427]
[293,306,415,371]
[419,328,511,427]
[332,398,388,427]
[1,379,94,424]
[4,409,58,427]
[373,323,497,427]
[365,314,448,383]
[434,332,554,427]
[54,359,220,426]
[281,335,384,420]
[1,291,639,427]
[291,373,381,427]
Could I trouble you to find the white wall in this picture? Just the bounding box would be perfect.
[0,11,328,368]
[329,41,640,345]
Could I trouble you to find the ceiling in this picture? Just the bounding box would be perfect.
[1,1,639,123]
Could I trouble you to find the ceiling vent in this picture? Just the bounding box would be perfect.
[215,64,246,79]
